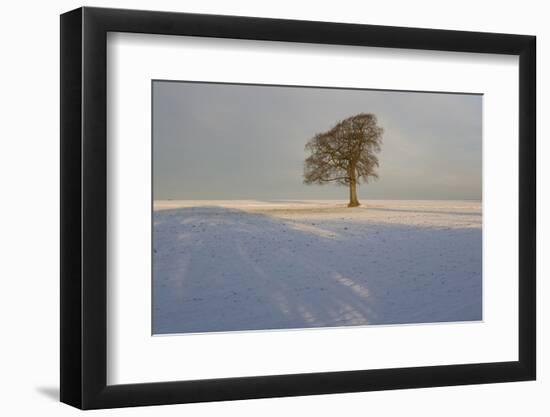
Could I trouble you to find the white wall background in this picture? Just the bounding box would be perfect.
[0,0,545,415]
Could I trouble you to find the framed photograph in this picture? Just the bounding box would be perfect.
[60,6,536,409]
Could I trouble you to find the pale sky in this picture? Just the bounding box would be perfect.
[153,80,482,200]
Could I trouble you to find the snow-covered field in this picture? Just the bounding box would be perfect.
[153,200,482,334]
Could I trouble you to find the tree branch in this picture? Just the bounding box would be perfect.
[320,176,350,182]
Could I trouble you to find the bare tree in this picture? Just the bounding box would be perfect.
[304,113,383,207]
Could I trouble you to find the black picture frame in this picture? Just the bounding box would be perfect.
[60,6,536,410]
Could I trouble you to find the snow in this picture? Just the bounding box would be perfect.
[153,200,482,334]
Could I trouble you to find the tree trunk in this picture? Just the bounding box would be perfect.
[348,176,360,207]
